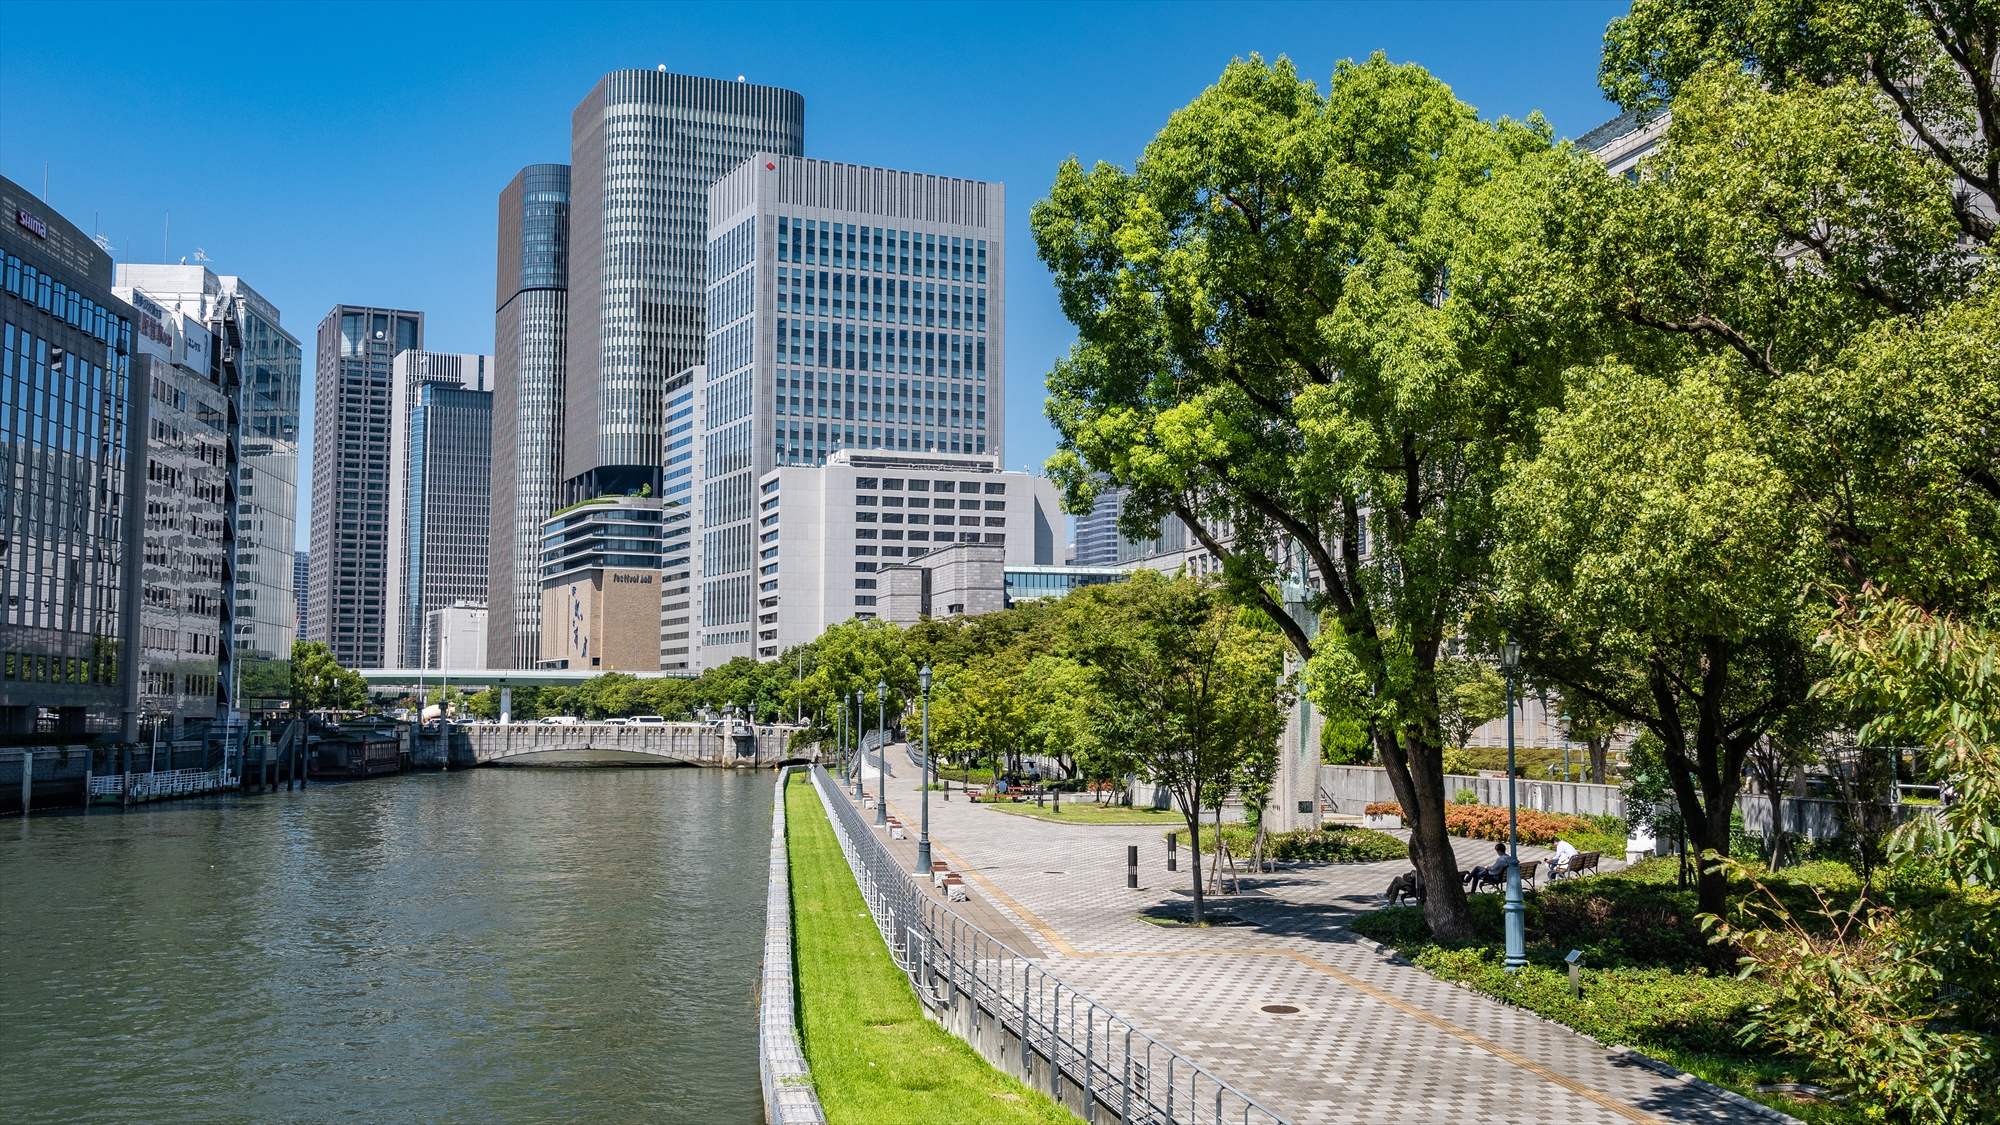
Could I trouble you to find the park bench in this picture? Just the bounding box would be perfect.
[1550,851,1602,881]
[1468,857,1540,894]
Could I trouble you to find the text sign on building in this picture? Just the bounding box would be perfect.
[15,208,48,239]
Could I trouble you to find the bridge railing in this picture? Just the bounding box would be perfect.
[807,764,1286,1125]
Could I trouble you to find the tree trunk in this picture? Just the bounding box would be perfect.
[1588,736,1610,785]
[1185,812,1206,924]
[1380,726,1475,941]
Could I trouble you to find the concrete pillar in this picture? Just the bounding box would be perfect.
[499,687,512,725]
[20,749,31,816]
[1276,652,1322,832]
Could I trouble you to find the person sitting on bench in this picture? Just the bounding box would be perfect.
[1463,842,1512,892]
[1549,838,1579,878]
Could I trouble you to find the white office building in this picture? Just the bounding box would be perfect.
[748,451,1061,659]
[696,155,1004,665]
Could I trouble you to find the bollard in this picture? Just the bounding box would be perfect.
[1168,831,1177,871]
[1566,949,1585,997]
[1053,787,1061,814]
[1127,845,1138,888]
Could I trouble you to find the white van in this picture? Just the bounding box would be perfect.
[632,715,667,725]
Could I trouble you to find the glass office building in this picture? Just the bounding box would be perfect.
[387,351,491,669]
[308,304,422,668]
[489,163,569,670]
[696,155,1005,666]
[563,70,804,504]
[113,265,302,710]
[0,175,144,737]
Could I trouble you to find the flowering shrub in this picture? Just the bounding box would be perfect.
[1361,802,1593,846]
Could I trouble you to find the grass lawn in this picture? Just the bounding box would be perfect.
[1348,857,1903,1124]
[786,774,1071,1125]
[981,799,1189,825]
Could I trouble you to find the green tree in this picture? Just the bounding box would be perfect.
[1496,362,1823,918]
[1707,592,2000,1122]
[291,641,366,714]
[1601,0,2000,245]
[1032,54,1576,937]
[1064,572,1286,923]
[1436,656,1506,754]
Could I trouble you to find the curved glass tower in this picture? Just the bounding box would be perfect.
[489,163,569,669]
[564,70,804,503]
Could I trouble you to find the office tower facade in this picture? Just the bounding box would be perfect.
[748,452,1059,659]
[0,176,145,736]
[116,264,302,706]
[118,288,228,736]
[386,350,492,669]
[489,163,569,670]
[294,550,309,632]
[425,601,486,669]
[537,494,668,671]
[1071,483,1123,566]
[697,155,1004,664]
[307,305,422,668]
[564,70,804,505]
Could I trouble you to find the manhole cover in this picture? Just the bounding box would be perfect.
[1261,1004,1301,1014]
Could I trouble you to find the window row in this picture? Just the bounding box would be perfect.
[776,272,985,331]
[3,254,130,352]
[776,218,987,283]
[776,321,986,378]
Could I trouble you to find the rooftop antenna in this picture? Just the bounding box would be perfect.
[738,75,745,82]
[164,213,170,263]
[194,248,211,264]
[43,163,48,202]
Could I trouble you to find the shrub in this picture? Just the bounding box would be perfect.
[1270,828,1409,863]
[1363,802,1595,845]
[1454,788,1479,805]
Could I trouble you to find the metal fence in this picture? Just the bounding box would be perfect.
[807,764,1286,1125]
[89,766,237,799]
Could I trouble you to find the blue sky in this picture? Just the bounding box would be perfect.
[0,0,1628,551]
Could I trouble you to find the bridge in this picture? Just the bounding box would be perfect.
[460,721,803,768]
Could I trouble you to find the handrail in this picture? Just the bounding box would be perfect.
[808,764,1287,1125]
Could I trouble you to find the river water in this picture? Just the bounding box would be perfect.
[0,768,771,1124]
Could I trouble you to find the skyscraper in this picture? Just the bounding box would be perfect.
[117,287,228,736]
[112,264,301,710]
[488,163,569,670]
[1,176,145,738]
[695,155,1004,665]
[563,70,804,505]
[386,350,492,669]
[294,550,309,633]
[308,305,422,667]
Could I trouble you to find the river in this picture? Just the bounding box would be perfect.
[0,767,772,1124]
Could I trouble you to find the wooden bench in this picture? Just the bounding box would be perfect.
[1467,857,1540,893]
[1550,851,1602,881]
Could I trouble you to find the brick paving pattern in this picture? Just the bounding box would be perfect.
[844,753,1771,1125]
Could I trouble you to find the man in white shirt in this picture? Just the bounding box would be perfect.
[1551,837,1580,877]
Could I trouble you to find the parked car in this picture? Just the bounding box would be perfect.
[631,715,667,725]
[603,717,630,727]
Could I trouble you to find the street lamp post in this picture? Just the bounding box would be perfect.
[1501,637,1527,972]
[916,664,933,872]
[850,691,864,795]
[875,680,889,827]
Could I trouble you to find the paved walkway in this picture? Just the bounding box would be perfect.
[845,754,1765,1125]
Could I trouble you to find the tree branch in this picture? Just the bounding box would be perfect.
[1174,501,1315,660]
[1618,305,1788,381]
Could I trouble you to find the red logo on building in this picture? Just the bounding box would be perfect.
[15,208,48,239]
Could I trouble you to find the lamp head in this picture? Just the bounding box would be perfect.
[1565,948,1585,966]
[876,679,887,701]
[919,664,932,692]
[1501,637,1521,672]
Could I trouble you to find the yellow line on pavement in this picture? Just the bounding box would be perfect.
[895,796,1665,1125]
